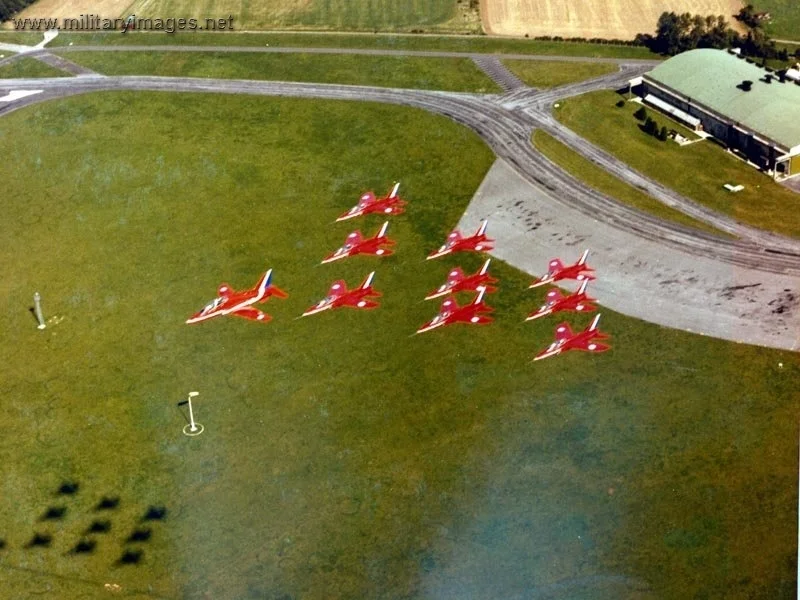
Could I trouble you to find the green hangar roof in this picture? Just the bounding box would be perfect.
[644,48,800,152]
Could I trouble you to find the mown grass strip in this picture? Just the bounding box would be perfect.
[531,129,733,238]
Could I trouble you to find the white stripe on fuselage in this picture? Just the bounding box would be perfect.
[186,286,266,324]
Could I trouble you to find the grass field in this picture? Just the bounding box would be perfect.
[121,0,479,33]
[57,51,500,92]
[752,0,800,41]
[0,31,46,44]
[553,90,800,239]
[44,30,662,59]
[531,130,731,237]
[2,0,478,33]
[0,57,70,78]
[0,91,797,599]
[503,59,617,87]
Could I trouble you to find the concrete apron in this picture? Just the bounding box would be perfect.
[460,159,800,352]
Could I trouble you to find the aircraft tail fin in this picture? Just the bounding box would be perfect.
[390,182,400,198]
[361,271,375,289]
[377,221,389,238]
[578,280,588,295]
[578,249,589,265]
[475,286,486,304]
[589,314,601,331]
[480,258,491,275]
[257,269,273,295]
[477,219,488,236]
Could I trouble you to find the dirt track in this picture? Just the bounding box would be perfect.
[481,0,745,39]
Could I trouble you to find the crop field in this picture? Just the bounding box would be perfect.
[553,90,800,239]
[0,91,797,599]
[7,0,132,27]
[481,0,745,39]
[55,51,501,92]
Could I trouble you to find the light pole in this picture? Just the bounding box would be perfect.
[179,391,204,436]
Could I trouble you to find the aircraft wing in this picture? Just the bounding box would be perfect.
[232,307,271,322]
[337,195,374,220]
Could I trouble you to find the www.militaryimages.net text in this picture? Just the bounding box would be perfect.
[12,15,235,33]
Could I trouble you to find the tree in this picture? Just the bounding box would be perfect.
[658,126,669,141]
[634,106,648,121]
[735,4,760,28]
[653,12,682,54]
[645,10,741,56]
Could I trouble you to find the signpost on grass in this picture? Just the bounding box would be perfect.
[178,391,203,436]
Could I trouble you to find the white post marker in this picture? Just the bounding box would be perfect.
[179,391,204,436]
[34,292,45,329]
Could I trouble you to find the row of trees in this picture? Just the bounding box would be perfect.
[635,13,737,55]
[636,10,798,61]
[0,0,36,23]
[633,107,670,142]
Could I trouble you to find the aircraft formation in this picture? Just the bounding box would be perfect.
[185,183,610,360]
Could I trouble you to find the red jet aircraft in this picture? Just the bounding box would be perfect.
[416,287,494,334]
[301,272,381,317]
[533,314,610,361]
[529,249,594,288]
[424,258,499,300]
[426,219,494,260]
[336,183,405,221]
[186,268,288,324]
[321,221,395,264]
[525,280,597,321]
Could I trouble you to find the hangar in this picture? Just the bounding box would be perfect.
[630,48,800,181]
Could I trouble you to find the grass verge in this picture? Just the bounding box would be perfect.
[531,130,732,237]
[503,59,617,87]
[553,90,800,238]
[751,0,800,41]
[57,50,500,92]
[0,31,45,45]
[46,31,661,59]
[0,56,69,78]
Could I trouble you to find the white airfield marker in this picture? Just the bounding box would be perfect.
[0,90,44,103]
